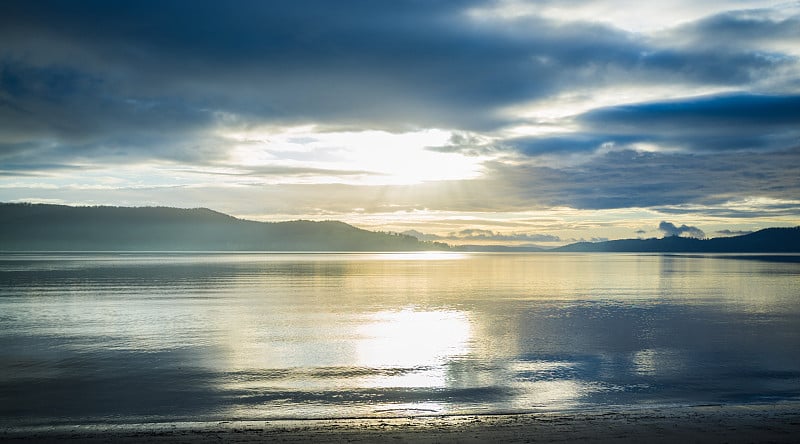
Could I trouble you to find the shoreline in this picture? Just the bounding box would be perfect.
[4,402,800,443]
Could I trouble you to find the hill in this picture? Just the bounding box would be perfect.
[554,227,800,253]
[3,203,797,253]
[0,203,448,251]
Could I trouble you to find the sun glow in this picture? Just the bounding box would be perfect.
[226,127,487,185]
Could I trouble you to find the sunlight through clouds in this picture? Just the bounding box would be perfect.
[468,0,793,32]
[226,127,487,185]
[1,0,798,242]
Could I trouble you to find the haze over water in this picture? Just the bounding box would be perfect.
[1,252,799,425]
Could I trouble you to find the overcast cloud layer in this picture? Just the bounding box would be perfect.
[1,0,798,244]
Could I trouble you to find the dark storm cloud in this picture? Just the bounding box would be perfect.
[664,8,800,49]
[509,134,641,155]
[498,93,800,157]
[0,62,214,139]
[577,93,800,152]
[658,221,705,238]
[655,201,800,219]
[580,94,800,135]
[486,147,800,212]
[0,61,224,165]
[635,48,791,85]
[1,0,538,132]
[1,1,795,139]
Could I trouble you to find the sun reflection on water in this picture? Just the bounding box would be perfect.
[355,308,472,388]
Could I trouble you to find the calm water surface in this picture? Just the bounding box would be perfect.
[1,252,799,425]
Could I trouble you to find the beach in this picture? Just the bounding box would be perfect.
[4,403,800,443]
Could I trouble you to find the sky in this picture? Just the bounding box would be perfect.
[1,0,799,246]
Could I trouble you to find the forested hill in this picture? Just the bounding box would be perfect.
[554,227,800,253]
[0,203,446,251]
[3,203,797,253]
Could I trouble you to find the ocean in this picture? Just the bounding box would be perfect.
[1,252,799,425]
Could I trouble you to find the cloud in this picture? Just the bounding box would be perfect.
[663,8,800,50]
[181,165,376,179]
[497,93,800,159]
[484,147,800,211]
[1,0,799,237]
[0,0,557,132]
[403,228,560,243]
[5,145,800,219]
[426,133,497,157]
[579,94,800,150]
[654,197,800,219]
[715,229,754,237]
[0,62,227,167]
[478,0,796,33]
[401,229,443,242]
[452,229,561,242]
[659,221,705,238]
[1,0,794,141]
[474,92,800,169]
[507,134,633,156]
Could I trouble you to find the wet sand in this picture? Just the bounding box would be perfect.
[3,403,800,443]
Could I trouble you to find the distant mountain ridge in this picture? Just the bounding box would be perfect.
[0,203,447,251]
[1,203,798,253]
[555,227,800,253]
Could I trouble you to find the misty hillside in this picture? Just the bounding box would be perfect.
[555,227,800,253]
[2,203,798,253]
[0,203,447,251]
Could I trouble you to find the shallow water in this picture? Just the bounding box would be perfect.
[1,252,799,425]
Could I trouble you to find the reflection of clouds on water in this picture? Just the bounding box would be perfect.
[2,253,800,422]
